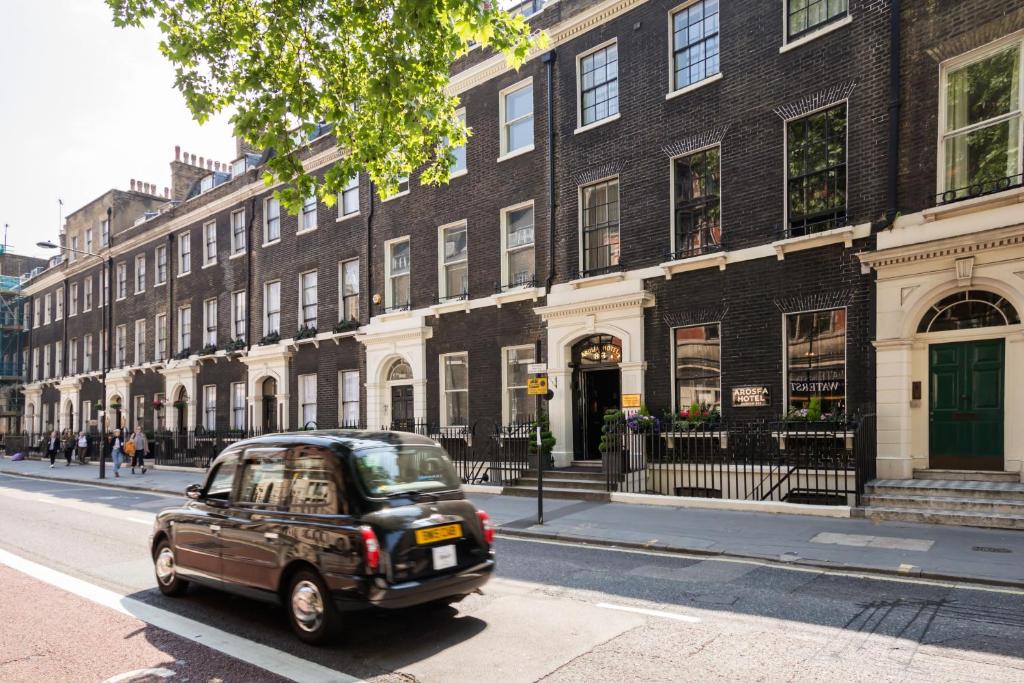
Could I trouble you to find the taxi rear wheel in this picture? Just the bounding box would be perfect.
[153,540,189,596]
[287,569,340,645]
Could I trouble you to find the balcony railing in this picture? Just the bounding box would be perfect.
[666,241,723,262]
[573,262,625,281]
[782,213,848,240]
[494,276,537,293]
[935,172,1024,207]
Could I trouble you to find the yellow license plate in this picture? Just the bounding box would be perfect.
[415,523,462,545]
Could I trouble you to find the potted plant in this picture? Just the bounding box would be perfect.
[109,399,122,411]
[527,411,555,471]
[172,347,192,360]
[172,399,187,410]
[295,324,318,340]
[259,331,281,346]
[198,343,218,356]
[224,338,246,352]
[333,319,359,334]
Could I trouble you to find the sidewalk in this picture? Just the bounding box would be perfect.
[3,455,1022,589]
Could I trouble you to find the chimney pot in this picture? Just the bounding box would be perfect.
[130,179,136,191]
[175,145,181,161]
[164,187,169,197]
[190,154,197,165]
[198,156,205,168]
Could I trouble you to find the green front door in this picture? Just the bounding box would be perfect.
[929,339,1004,470]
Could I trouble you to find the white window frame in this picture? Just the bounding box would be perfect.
[203,385,217,431]
[671,322,723,413]
[339,259,360,323]
[382,175,410,202]
[155,245,168,285]
[499,200,536,290]
[134,254,146,294]
[339,369,360,426]
[781,101,849,234]
[438,220,469,301]
[155,313,168,362]
[69,338,78,375]
[33,298,40,328]
[83,334,93,373]
[781,0,852,51]
[135,319,146,365]
[451,108,468,177]
[203,220,218,267]
[230,209,247,256]
[299,270,318,329]
[43,345,51,379]
[177,232,191,276]
[578,175,622,275]
[178,305,191,353]
[936,32,1024,198]
[668,142,722,255]
[231,290,247,341]
[134,395,146,431]
[32,347,39,381]
[575,38,621,133]
[231,382,246,430]
[85,227,93,254]
[43,293,52,324]
[667,0,724,99]
[115,324,127,367]
[55,287,63,320]
[204,298,218,347]
[55,340,63,377]
[264,280,281,336]
[263,196,281,245]
[498,77,535,161]
[298,192,318,233]
[115,263,127,300]
[439,351,469,428]
[337,174,360,220]
[502,345,536,423]
[298,373,317,428]
[101,218,110,247]
[83,276,93,311]
[384,236,411,311]
[781,306,848,417]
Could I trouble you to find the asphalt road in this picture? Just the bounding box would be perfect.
[1,472,1023,682]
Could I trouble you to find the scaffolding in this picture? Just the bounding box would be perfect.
[0,273,25,434]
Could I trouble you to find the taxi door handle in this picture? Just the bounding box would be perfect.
[264,532,279,541]
[209,524,221,532]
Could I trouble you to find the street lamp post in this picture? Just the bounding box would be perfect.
[38,209,114,479]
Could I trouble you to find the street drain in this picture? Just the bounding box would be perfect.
[971,546,1012,553]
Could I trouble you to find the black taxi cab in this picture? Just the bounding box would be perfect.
[150,430,496,644]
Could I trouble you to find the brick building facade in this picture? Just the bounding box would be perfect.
[21,0,892,467]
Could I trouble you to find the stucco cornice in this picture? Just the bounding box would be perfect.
[859,223,1024,271]
[535,291,655,321]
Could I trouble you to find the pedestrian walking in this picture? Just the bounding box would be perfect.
[110,429,124,477]
[62,429,75,466]
[76,431,89,464]
[130,426,148,475]
[47,430,59,468]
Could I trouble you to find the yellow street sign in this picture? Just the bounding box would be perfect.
[621,393,641,409]
[527,377,548,395]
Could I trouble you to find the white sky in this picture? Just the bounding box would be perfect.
[0,0,234,259]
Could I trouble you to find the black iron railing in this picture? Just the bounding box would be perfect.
[666,241,723,262]
[934,172,1024,206]
[601,418,867,506]
[781,213,848,240]
[494,276,538,293]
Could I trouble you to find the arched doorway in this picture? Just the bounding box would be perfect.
[386,359,414,430]
[63,400,74,433]
[918,289,1020,471]
[109,394,124,432]
[173,387,189,432]
[571,335,622,460]
[261,377,278,432]
[25,402,36,435]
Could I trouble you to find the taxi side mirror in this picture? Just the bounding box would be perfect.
[185,483,203,500]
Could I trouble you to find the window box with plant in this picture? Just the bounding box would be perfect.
[295,324,318,341]
[172,348,192,361]
[333,319,359,334]
[259,331,281,346]
[223,338,246,352]
[198,343,218,356]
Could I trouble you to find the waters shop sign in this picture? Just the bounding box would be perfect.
[732,386,770,407]
[788,380,845,396]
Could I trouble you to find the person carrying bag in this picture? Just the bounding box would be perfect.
[130,426,149,475]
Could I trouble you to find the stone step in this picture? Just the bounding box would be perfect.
[862,493,1024,516]
[501,485,610,502]
[913,469,1020,483]
[521,469,606,481]
[862,506,1024,531]
[517,476,607,490]
[866,479,1024,501]
[571,460,602,468]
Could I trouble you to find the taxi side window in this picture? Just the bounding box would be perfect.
[205,455,239,500]
[286,448,340,515]
[236,450,289,509]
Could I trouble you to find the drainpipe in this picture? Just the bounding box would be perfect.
[366,181,375,321]
[875,0,900,231]
[541,51,557,292]
[245,197,256,350]
[166,233,175,360]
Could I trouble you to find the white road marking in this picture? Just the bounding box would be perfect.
[0,547,361,683]
[127,517,152,525]
[0,485,156,525]
[497,535,1024,595]
[103,667,176,683]
[596,602,701,623]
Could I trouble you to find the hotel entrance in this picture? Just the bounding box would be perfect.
[571,335,622,461]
